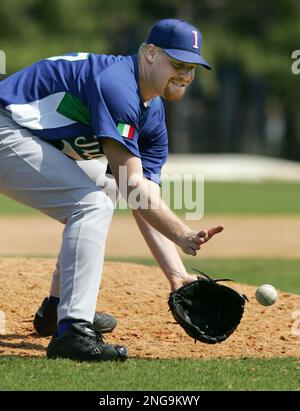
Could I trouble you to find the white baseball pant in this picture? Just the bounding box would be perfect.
[0,109,116,323]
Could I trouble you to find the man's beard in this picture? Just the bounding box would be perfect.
[163,81,187,101]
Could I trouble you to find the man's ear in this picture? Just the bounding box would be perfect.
[145,44,159,64]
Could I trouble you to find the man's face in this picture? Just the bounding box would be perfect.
[152,50,197,101]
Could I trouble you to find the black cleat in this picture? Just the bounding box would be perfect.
[47,322,128,362]
[33,297,117,337]
[93,312,117,334]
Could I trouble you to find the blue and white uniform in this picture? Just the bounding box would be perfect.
[0,53,168,323]
[0,52,168,183]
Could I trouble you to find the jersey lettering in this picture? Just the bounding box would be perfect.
[53,135,103,160]
[47,52,89,62]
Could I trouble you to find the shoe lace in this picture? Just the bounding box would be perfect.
[87,324,106,343]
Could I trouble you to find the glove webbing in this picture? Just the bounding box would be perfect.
[192,268,232,283]
[193,269,249,302]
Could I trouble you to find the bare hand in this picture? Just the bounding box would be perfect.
[178,225,224,256]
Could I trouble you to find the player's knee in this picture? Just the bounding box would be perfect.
[61,190,114,225]
[80,196,114,237]
[89,190,115,220]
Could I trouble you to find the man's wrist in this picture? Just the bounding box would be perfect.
[169,274,198,291]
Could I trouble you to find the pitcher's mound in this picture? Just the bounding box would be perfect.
[0,258,299,359]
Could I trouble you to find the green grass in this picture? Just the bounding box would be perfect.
[108,257,300,295]
[0,195,37,215]
[203,182,300,214]
[0,357,299,391]
[1,181,300,215]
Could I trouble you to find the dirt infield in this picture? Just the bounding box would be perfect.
[1,214,300,258]
[0,258,299,359]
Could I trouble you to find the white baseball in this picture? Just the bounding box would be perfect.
[255,284,278,306]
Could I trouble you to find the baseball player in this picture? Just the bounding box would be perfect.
[0,18,224,362]
[33,158,218,338]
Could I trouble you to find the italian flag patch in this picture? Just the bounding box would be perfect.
[117,122,135,140]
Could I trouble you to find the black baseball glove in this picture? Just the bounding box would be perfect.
[168,270,248,344]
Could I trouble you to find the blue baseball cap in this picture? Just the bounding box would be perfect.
[145,19,211,69]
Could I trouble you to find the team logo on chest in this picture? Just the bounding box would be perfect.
[58,135,103,160]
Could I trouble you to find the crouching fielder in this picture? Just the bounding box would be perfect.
[0,19,223,361]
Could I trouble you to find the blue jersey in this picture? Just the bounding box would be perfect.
[0,52,168,184]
